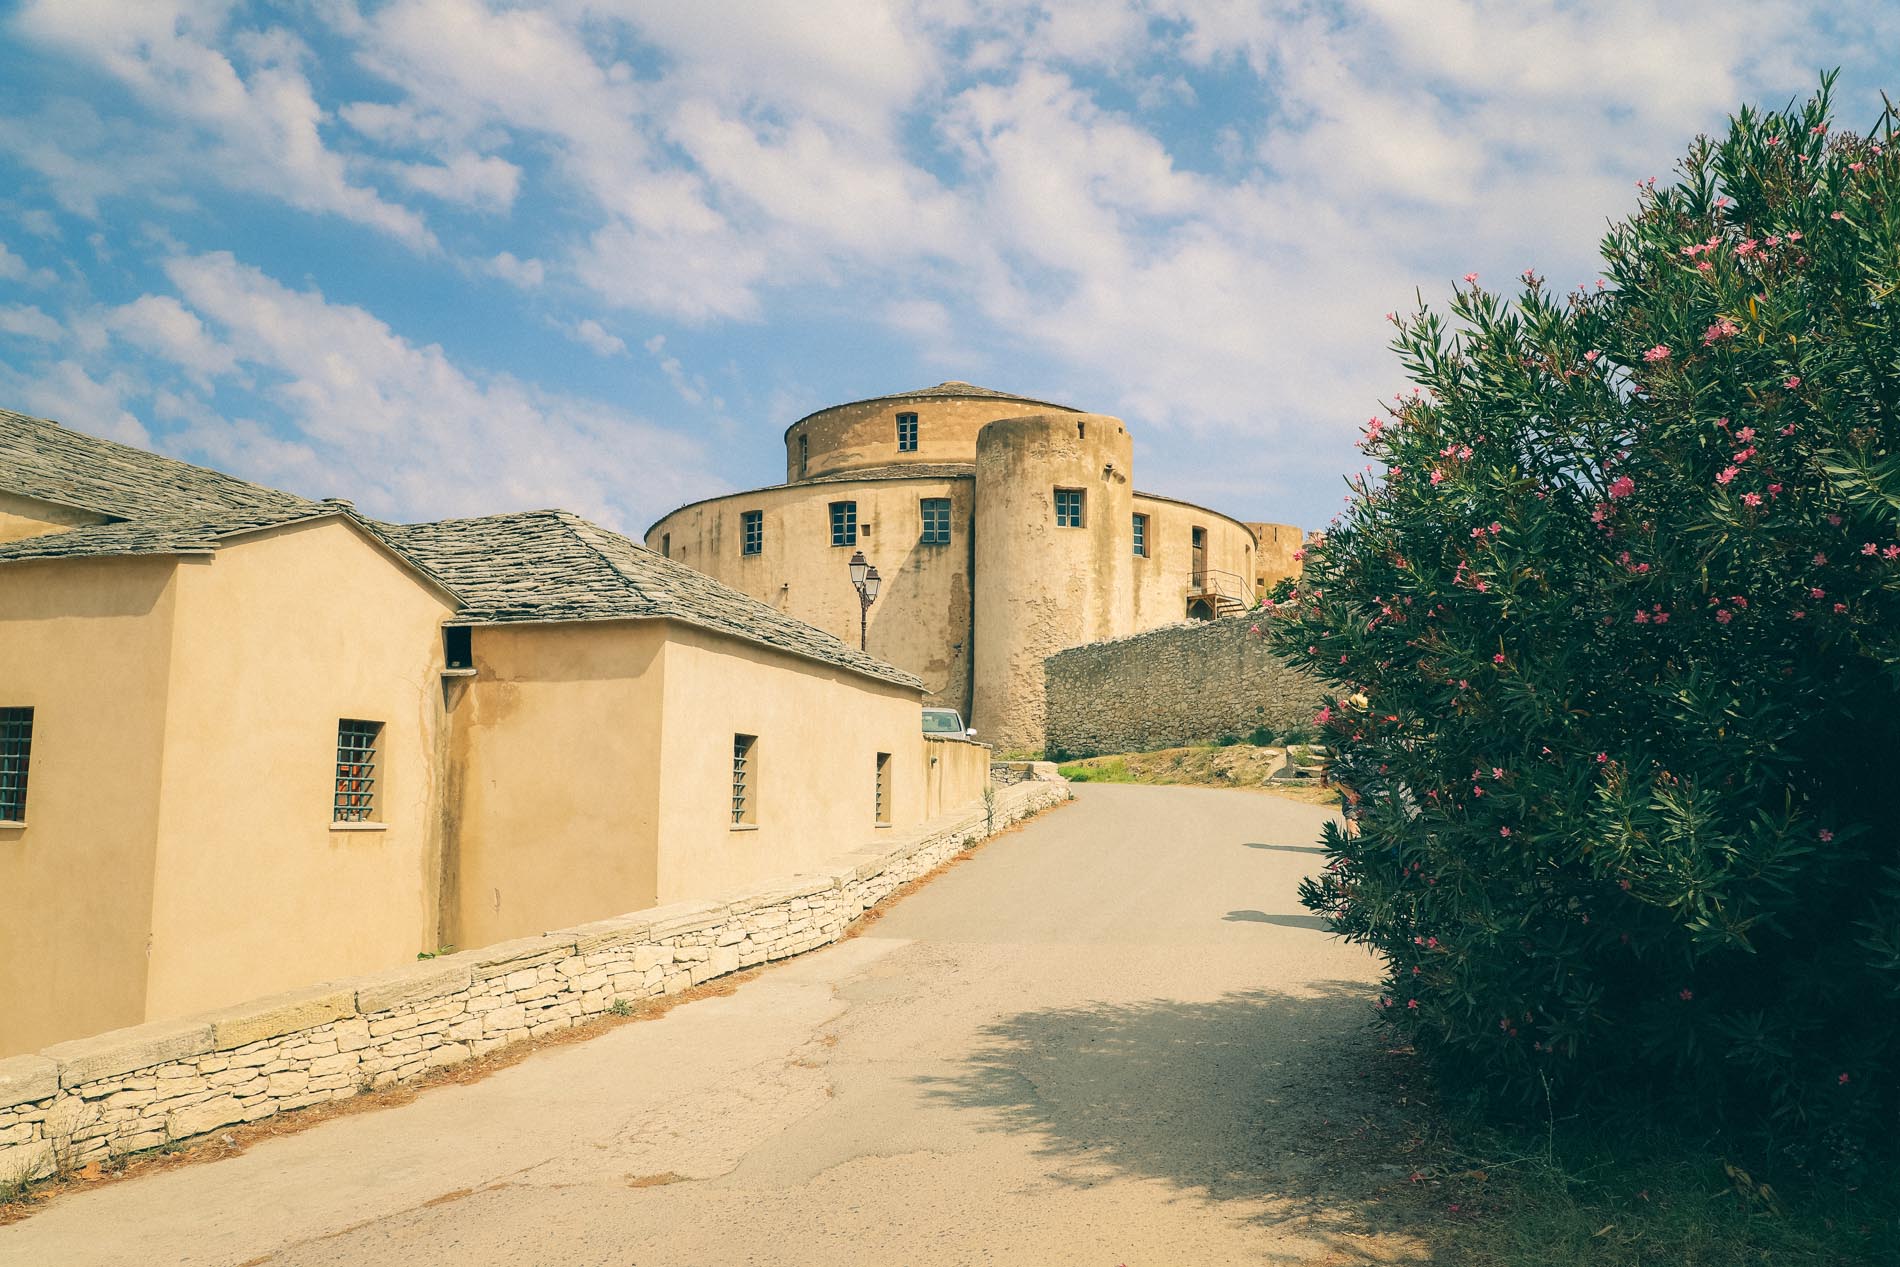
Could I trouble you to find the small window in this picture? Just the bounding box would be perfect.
[896,412,918,452]
[830,501,857,547]
[875,752,892,825]
[333,719,383,823]
[742,509,763,556]
[0,707,33,823]
[732,734,757,826]
[443,626,473,670]
[920,498,952,545]
[1132,513,1149,558]
[661,533,671,558]
[799,433,809,477]
[1055,487,1085,528]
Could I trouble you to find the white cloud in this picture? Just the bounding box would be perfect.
[565,317,626,357]
[387,151,521,211]
[0,305,63,342]
[0,242,57,288]
[484,251,545,288]
[3,358,150,446]
[106,294,238,385]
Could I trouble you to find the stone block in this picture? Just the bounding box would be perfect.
[44,1018,215,1089]
[333,1018,372,1053]
[425,1043,471,1069]
[265,1071,309,1098]
[0,1055,58,1110]
[166,1095,245,1141]
[571,916,655,954]
[355,961,472,1014]
[467,935,579,981]
[643,902,724,940]
[481,1006,526,1035]
[0,1139,55,1183]
[208,984,356,1050]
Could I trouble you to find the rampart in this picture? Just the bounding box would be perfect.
[1042,618,1324,757]
[0,780,1065,1182]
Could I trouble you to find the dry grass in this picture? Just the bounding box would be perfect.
[1057,744,1342,807]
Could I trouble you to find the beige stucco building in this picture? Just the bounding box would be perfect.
[0,409,987,1057]
[646,383,1302,750]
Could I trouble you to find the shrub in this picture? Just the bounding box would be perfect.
[1272,80,1900,1160]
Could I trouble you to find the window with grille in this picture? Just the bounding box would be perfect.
[333,719,383,823]
[732,734,757,826]
[0,708,32,823]
[830,501,857,547]
[1055,487,1085,528]
[875,752,892,825]
[1132,513,1150,557]
[742,509,764,555]
[920,498,951,545]
[799,433,809,476]
[896,412,918,452]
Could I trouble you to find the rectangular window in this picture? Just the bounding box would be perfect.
[443,626,473,670]
[1132,513,1149,558]
[333,719,383,823]
[920,497,952,545]
[896,412,918,452]
[742,509,764,555]
[661,533,671,558]
[0,708,32,823]
[799,433,809,477]
[732,734,757,826]
[830,500,857,547]
[875,752,892,825]
[1055,487,1085,528]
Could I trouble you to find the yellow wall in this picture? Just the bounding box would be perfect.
[784,388,1074,481]
[923,736,990,819]
[450,620,669,949]
[1246,521,1305,595]
[0,491,104,543]
[1130,495,1258,628]
[652,622,927,903]
[648,477,974,714]
[0,556,178,1055]
[142,520,457,1018]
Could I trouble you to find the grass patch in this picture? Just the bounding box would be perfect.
[1056,756,1133,783]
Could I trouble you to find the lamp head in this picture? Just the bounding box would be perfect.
[848,550,868,588]
[863,564,881,603]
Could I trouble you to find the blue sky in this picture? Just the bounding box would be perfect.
[1,2,1894,538]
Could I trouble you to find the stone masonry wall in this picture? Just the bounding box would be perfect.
[0,781,1066,1184]
[1043,617,1324,758]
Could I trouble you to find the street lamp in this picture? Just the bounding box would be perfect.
[848,549,881,651]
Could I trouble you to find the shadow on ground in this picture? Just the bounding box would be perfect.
[920,983,1450,1262]
[1243,841,1330,855]
[1223,909,1333,930]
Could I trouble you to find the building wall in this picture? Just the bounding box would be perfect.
[1246,521,1305,596]
[142,520,458,1019]
[449,620,670,950]
[1042,618,1326,758]
[973,413,1135,751]
[1129,494,1259,629]
[652,622,928,904]
[0,491,103,544]
[923,735,990,819]
[784,389,1074,481]
[0,556,179,1056]
[646,477,975,714]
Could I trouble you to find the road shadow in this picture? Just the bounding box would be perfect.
[1242,841,1329,855]
[1224,909,1332,931]
[918,983,1441,1260]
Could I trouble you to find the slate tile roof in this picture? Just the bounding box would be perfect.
[372,511,922,689]
[0,408,313,520]
[0,408,918,690]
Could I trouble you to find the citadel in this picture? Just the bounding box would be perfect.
[647,382,1303,749]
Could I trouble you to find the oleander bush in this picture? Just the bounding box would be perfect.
[1273,79,1900,1165]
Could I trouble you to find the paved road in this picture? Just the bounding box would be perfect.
[0,784,1406,1267]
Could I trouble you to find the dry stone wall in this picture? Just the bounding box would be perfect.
[0,781,1066,1184]
[1043,617,1324,758]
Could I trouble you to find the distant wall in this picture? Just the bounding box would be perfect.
[1043,618,1324,758]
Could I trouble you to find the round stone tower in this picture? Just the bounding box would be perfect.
[971,413,1134,750]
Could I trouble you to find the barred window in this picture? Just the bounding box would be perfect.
[333,719,383,823]
[732,734,757,826]
[1055,487,1085,528]
[875,752,892,825]
[920,498,952,545]
[0,708,32,823]
[896,412,918,452]
[1132,513,1150,557]
[830,501,857,547]
[742,509,764,556]
[799,433,809,477]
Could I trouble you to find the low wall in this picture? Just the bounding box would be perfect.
[0,781,1066,1182]
[923,735,990,818]
[1042,618,1324,758]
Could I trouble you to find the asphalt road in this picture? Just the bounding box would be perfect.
[0,784,1407,1267]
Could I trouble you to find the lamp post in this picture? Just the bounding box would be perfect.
[848,549,881,651]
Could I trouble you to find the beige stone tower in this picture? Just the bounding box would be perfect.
[972,413,1134,750]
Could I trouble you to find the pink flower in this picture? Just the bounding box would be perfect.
[1820,828,1835,842]
[1862,542,1879,556]
[1703,318,1739,344]
[1785,375,1802,388]
[1608,475,1636,500]
[1831,211,1845,221]
[1716,466,1739,485]
[1828,513,1843,525]
[1742,492,1763,507]
[1736,426,1756,442]
[1679,989,1694,1002]
[1839,1072,1851,1085]
[1814,552,1828,565]
[1585,349,1601,362]
[1597,753,1608,763]
[1833,602,1847,614]
[1430,469,1445,486]
[1407,998,1419,1009]
[1464,272,1479,283]
[1716,608,1734,624]
[1767,483,1783,496]
[1643,345,1671,362]
[1499,827,1511,837]
[1809,587,1826,600]
[1493,653,1506,664]
[1885,546,1900,560]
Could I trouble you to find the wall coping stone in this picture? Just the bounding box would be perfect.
[354,961,473,1014]
[467,934,580,979]
[42,1017,214,1088]
[569,916,656,955]
[0,1054,57,1109]
[208,983,356,1049]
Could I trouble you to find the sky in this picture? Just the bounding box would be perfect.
[0,2,1894,539]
